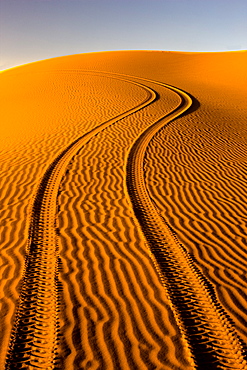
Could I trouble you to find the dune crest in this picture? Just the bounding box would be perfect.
[0,51,247,369]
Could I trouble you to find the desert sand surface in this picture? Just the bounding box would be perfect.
[0,50,247,369]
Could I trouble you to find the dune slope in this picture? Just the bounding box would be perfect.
[0,51,247,369]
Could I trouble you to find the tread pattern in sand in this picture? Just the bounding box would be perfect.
[123,75,247,369]
[0,73,155,368]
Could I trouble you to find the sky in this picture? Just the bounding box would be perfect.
[1,0,246,70]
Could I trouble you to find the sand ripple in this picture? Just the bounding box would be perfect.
[1,51,247,369]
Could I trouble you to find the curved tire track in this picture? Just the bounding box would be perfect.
[123,76,247,369]
[5,68,247,369]
[5,74,157,369]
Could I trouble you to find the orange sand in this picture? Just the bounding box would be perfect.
[0,51,247,369]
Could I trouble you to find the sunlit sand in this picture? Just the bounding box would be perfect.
[0,50,247,369]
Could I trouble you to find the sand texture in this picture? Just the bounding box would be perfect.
[0,51,247,369]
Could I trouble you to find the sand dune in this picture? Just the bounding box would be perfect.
[0,51,247,369]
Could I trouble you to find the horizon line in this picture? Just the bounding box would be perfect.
[1,48,246,73]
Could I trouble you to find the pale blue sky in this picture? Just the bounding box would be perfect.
[1,0,246,70]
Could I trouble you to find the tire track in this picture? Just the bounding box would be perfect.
[1,71,144,367]
[5,75,157,369]
[124,77,247,368]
